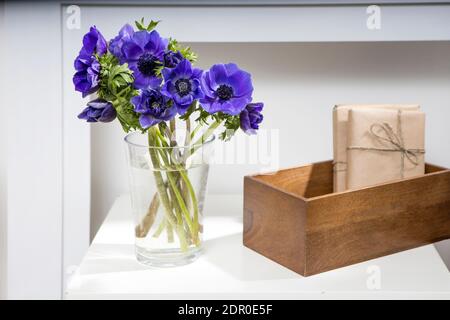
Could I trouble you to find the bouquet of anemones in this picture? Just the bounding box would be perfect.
[73,19,264,259]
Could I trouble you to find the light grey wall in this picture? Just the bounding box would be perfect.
[91,43,450,252]
[0,0,6,300]
[71,4,450,43]
[4,1,64,299]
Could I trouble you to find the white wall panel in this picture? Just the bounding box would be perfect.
[4,1,63,299]
[75,4,450,42]
[61,5,91,292]
[0,0,7,300]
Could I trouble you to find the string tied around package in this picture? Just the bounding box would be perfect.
[347,110,425,179]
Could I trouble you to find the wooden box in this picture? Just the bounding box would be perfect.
[243,161,450,276]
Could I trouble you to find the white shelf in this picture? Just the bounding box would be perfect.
[73,4,450,43]
[65,194,450,299]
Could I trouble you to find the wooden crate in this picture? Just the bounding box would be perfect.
[243,160,450,276]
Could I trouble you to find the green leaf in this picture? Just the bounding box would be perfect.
[135,18,160,31]
[195,109,212,126]
[146,19,160,31]
[104,61,134,96]
[96,52,143,133]
[218,114,240,141]
[168,37,198,63]
[115,101,141,133]
[180,46,198,63]
[168,38,179,52]
[135,17,146,31]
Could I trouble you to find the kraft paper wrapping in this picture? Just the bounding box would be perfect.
[333,104,420,192]
[346,108,425,190]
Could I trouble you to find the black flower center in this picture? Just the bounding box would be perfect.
[137,53,159,76]
[217,85,233,101]
[147,96,166,115]
[175,79,192,97]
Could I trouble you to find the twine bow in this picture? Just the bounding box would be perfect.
[347,110,425,178]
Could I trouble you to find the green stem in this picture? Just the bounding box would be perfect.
[184,117,191,146]
[177,169,199,237]
[153,131,188,240]
[181,117,192,217]
[145,118,221,247]
[166,170,196,239]
[190,124,202,141]
[152,218,166,238]
[176,225,188,249]
[190,120,222,155]
[167,222,174,243]
[169,119,176,147]
[156,126,200,245]
[147,128,188,251]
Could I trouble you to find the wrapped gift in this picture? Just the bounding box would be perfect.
[346,108,425,190]
[333,104,420,192]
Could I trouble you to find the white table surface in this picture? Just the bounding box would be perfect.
[65,194,450,300]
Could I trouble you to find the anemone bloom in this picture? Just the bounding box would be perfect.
[121,30,168,89]
[109,24,134,62]
[200,63,253,115]
[161,59,204,114]
[240,103,264,135]
[78,99,116,123]
[163,50,183,68]
[73,55,101,97]
[80,26,107,56]
[131,89,176,128]
[73,26,107,97]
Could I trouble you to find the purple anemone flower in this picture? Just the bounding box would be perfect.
[200,63,253,115]
[163,50,183,68]
[131,89,176,128]
[73,26,107,97]
[78,99,116,123]
[161,59,204,114]
[121,30,168,89]
[79,26,107,56]
[109,24,134,62]
[73,55,101,97]
[240,103,264,135]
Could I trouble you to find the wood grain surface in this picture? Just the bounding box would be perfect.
[243,161,450,276]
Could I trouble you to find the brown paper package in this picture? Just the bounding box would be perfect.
[346,108,425,190]
[333,104,420,192]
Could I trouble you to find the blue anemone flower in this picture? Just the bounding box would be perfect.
[240,103,264,135]
[73,26,107,97]
[200,63,253,115]
[78,99,116,123]
[163,50,183,68]
[161,59,204,114]
[79,26,107,56]
[73,55,100,97]
[121,30,168,89]
[131,89,176,128]
[109,24,134,62]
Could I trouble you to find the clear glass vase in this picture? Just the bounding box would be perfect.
[124,130,214,267]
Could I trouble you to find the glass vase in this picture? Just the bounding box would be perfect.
[124,130,214,267]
